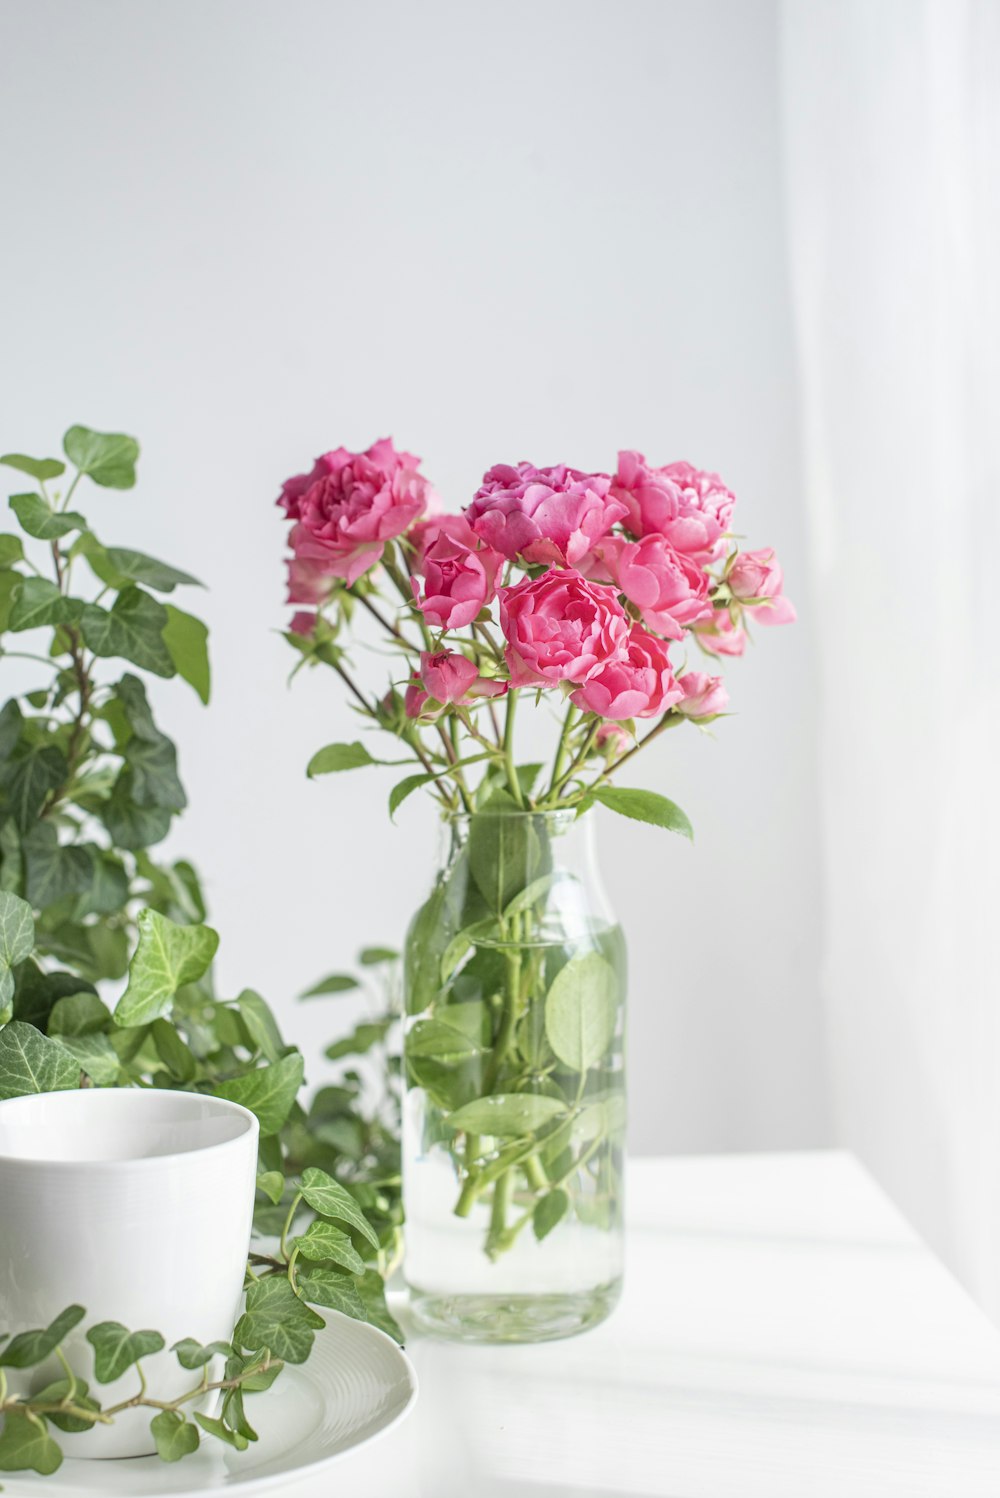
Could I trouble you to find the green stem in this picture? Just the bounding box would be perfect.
[279,1190,302,1261]
[502,690,525,806]
[547,704,577,796]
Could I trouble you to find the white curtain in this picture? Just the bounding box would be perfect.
[781,0,1000,1318]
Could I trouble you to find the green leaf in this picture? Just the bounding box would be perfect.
[359,946,399,966]
[161,604,210,704]
[255,1170,285,1205]
[21,822,93,907]
[1,453,65,482]
[446,1093,568,1137]
[307,741,376,776]
[30,1376,102,1433]
[194,1412,249,1451]
[0,532,24,567]
[47,989,111,1036]
[404,880,451,1016]
[0,889,34,1008]
[0,1410,63,1475]
[235,1275,324,1366]
[57,1032,121,1085]
[213,1052,303,1135]
[9,492,86,541]
[1,743,67,830]
[86,1321,165,1383]
[293,1267,367,1322]
[7,578,82,633]
[354,1269,405,1343]
[0,699,24,761]
[544,952,619,1073]
[172,1337,233,1370]
[100,776,172,850]
[0,1021,80,1100]
[0,1305,85,1369]
[295,1220,366,1274]
[300,972,359,997]
[237,989,285,1063]
[299,1167,380,1251]
[325,1019,391,1061]
[406,1017,483,1065]
[533,1187,570,1242]
[592,785,693,839]
[388,771,435,820]
[114,674,186,812]
[115,908,220,1026]
[62,426,139,488]
[151,1017,196,1081]
[104,548,201,592]
[150,1409,199,1462]
[75,851,129,918]
[80,587,175,678]
[467,792,546,910]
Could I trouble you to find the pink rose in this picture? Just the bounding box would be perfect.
[280,438,433,592]
[499,568,629,689]
[612,452,735,561]
[466,462,628,566]
[405,650,506,719]
[289,610,317,637]
[411,514,502,631]
[594,534,712,640]
[676,671,729,718]
[570,625,682,720]
[728,547,797,626]
[692,608,747,657]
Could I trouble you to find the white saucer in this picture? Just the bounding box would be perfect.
[2,1311,417,1496]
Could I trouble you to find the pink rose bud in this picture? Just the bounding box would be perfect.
[411,514,502,630]
[499,567,630,689]
[594,533,712,640]
[404,676,432,720]
[419,649,479,706]
[466,462,628,567]
[612,452,735,563]
[692,608,747,657]
[279,437,435,593]
[676,671,729,718]
[570,625,682,720]
[728,547,797,625]
[595,721,631,756]
[289,610,318,637]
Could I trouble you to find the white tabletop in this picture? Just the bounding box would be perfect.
[292,1152,1000,1497]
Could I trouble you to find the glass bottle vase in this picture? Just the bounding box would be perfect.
[402,808,626,1343]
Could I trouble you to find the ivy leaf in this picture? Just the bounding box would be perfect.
[195,1412,248,1451]
[213,1052,304,1136]
[150,1408,200,1462]
[0,532,24,567]
[0,699,24,761]
[104,548,202,592]
[100,775,172,851]
[114,675,186,811]
[86,1321,165,1383]
[300,972,359,997]
[236,989,285,1063]
[355,1269,405,1344]
[295,1220,366,1274]
[8,492,87,541]
[234,1275,324,1366]
[162,604,211,704]
[0,888,34,1008]
[114,908,220,1026]
[152,1017,196,1081]
[1,743,67,830]
[544,952,619,1073]
[0,1021,80,1100]
[62,425,139,489]
[47,989,112,1037]
[21,822,94,906]
[0,1305,85,1369]
[294,1266,367,1322]
[7,578,82,632]
[57,1031,121,1085]
[0,452,65,482]
[0,1410,64,1475]
[31,1376,103,1433]
[446,1093,568,1138]
[255,1170,285,1205]
[592,785,693,839]
[299,1167,380,1251]
[172,1337,233,1370]
[306,742,376,776]
[80,587,175,678]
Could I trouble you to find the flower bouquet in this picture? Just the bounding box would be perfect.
[278,440,793,1342]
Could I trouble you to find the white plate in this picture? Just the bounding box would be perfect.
[2,1311,417,1496]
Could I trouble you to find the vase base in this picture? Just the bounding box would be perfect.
[406,1278,622,1344]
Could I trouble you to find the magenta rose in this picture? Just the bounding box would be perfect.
[279,437,433,593]
[570,625,682,720]
[728,547,796,625]
[594,534,712,640]
[692,608,747,657]
[499,568,629,689]
[676,671,729,718]
[466,462,628,567]
[411,514,502,631]
[613,451,735,562]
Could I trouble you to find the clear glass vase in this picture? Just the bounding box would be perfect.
[402,807,626,1342]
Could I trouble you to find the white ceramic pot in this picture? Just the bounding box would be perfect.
[0,1087,259,1458]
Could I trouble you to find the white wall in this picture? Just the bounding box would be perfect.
[0,0,827,1154]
